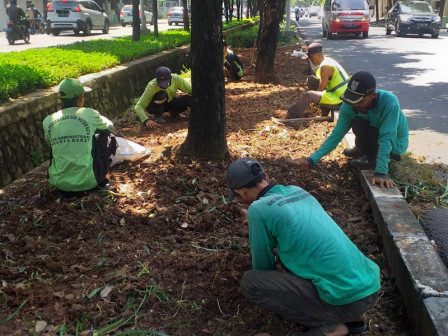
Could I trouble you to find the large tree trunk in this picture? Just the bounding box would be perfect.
[182,0,190,31]
[132,0,140,41]
[224,0,230,23]
[254,0,285,83]
[152,0,158,37]
[177,0,228,160]
[110,0,120,19]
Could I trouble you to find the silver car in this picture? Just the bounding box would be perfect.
[47,0,109,36]
[167,6,189,26]
[120,5,154,27]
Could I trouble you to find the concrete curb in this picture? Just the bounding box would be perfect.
[359,170,448,336]
[338,118,448,335]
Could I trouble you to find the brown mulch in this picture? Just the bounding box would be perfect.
[0,45,413,335]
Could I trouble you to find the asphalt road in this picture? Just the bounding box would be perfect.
[296,17,448,165]
[0,19,174,52]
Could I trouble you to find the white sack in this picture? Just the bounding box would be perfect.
[110,137,151,167]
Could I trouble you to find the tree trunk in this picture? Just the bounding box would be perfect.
[110,0,120,19]
[254,0,285,83]
[375,0,379,22]
[152,0,158,37]
[224,0,230,23]
[182,0,190,31]
[236,0,241,20]
[132,0,140,41]
[177,0,228,160]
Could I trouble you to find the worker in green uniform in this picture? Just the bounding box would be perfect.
[287,43,349,119]
[134,66,192,127]
[288,71,409,188]
[43,78,117,197]
[226,157,380,336]
[223,40,244,81]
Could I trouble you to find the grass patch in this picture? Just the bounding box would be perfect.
[0,19,259,103]
[389,153,448,216]
[225,22,296,48]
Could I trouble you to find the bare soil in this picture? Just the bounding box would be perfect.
[0,45,413,335]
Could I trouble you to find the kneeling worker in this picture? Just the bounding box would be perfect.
[223,40,244,81]
[288,71,409,188]
[287,43,349,119]
[226,158,380,336]
[43,78,117,197]
[135,66,192,127]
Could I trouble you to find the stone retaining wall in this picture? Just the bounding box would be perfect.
[0,46,191,188]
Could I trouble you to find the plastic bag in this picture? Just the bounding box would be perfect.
[291,50,307,59]
[110,137,151,167]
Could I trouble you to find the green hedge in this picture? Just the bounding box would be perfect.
[225,23,295,48]
[0,18,258,103]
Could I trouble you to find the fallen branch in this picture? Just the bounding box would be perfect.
[271,116,333,125]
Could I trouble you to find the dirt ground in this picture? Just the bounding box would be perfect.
[0,45,414,335]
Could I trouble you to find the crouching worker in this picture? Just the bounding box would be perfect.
[43,78,117,198]
[288,71,409,188]
[135,66,192,127]
[287,43,348,119]
[223,40,244,81]
[226,157,380,336]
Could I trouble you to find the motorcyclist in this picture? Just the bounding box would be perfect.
[27,3,42,31]
[6,0,30,33]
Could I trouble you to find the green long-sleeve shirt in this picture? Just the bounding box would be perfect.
[247,184,380,305]
[310,90,409,174]
[134,74,192,123]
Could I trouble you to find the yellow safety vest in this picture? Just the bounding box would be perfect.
[316,57,349,105]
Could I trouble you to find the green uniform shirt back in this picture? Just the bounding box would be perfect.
[310,90,409,174]
[135,74,192,123]
[43,107,114,191]
[247,184,380,306]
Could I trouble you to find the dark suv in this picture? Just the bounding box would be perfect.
[47,0,110,36]
[385,1,441,38]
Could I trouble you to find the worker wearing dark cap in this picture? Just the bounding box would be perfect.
[134,66,192,127]
[288,71,409,188]
[226,157,380,336]
[287,42,349,119]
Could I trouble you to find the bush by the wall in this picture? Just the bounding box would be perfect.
[0,19,260,103]
[225,23,296,49]
[0,30,190,103]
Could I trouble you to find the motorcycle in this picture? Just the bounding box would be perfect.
[44,19,51,35]
[28,17,45,34]
[6,20,30,45]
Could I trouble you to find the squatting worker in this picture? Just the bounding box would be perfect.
[286,42,349,119]
[223,40,244,81]
[135,66,192,127]
[226,158,380,336]
[288,71,409,188]
[43,79,117,198]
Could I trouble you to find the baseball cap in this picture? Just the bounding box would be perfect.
[306,42,323,56]
[156,66,172,88]
[57,78,91,99]
[341,71,376,104]
[226,158,264,201]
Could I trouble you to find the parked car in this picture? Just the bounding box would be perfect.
[119,5,153,27]
[167,6,190,26]
[322,0,373,39]
[310,6,320,17]
[317,7,324,19]
[385,1,440,38]
[47,0,109,36]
